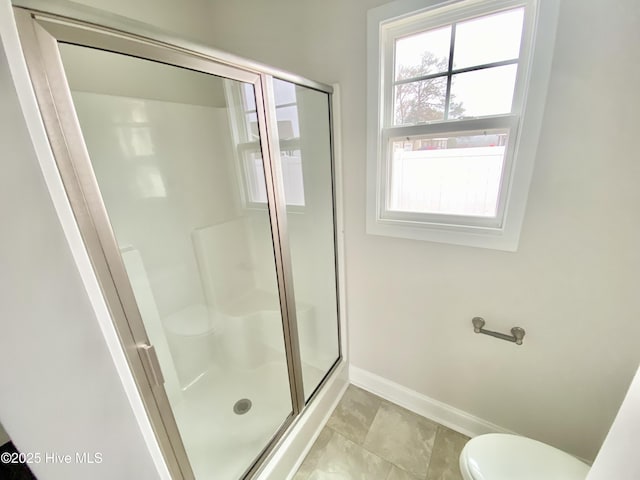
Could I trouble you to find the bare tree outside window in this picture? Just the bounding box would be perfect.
[394,52,465,125]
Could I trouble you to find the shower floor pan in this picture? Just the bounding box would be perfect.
[169,360,325,480]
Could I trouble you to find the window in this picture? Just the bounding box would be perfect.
[367,0,559,250]
[227,79,305,208]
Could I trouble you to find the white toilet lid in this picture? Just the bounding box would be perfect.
[460,434,590,480]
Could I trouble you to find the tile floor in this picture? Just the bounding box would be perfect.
[293,385,470,480]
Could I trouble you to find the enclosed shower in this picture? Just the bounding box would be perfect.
[14,6,341,479]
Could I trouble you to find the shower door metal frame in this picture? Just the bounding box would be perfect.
[12,5,342,480]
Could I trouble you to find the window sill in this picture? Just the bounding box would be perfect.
[366,215,521,251]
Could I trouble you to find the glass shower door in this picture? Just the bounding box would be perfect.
[272,79,341,401]
[236,78,341,401]
[57,43,293,480]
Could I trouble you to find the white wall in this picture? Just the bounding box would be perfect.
[69,90,235,319]
[587,362,640,479]
[64,0,214,44]
[60,42,227,108]
[203,0,640,461]
[0,18,162,480]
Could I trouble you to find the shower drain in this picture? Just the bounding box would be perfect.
[233,398,252,415]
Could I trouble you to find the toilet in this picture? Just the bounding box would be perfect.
[459,433,590,480]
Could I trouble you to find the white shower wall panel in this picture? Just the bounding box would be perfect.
[72,92,239,319]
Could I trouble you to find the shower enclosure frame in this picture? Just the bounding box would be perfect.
[12,4,343,480]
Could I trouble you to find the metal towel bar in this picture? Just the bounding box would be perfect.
[472,317,525,345]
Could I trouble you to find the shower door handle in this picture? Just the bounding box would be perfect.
[139,344,165,387]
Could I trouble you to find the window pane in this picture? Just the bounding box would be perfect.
[395,25,451,81]
[273,78,297,105]
[280,149,305,206]
[388,131,509,217]
[453,8,524,69]
[449,64,517,119]
[275,105,300,139]
[245,112,259,140]
[242,83,256,111]
[244,149,305,206]
[394,77,447,125]
[243,150,267,203]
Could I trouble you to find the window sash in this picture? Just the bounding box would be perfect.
[237,139,305,209]
[378,115,519,229]
[381,0,527,47]
[393,58,518,87]
[382,0,528,129]
[383,114,516,138]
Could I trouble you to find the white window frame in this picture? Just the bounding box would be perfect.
[367,0,560,251]
[225,80,306,211]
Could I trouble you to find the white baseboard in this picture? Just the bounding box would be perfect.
[349,366,513,439]
[256,361,349,480]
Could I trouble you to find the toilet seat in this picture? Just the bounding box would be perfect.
[459,433,589,480]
